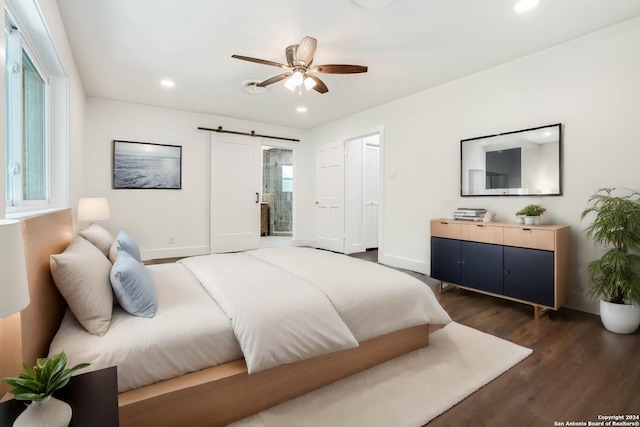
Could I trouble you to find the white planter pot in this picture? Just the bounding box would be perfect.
[600,299,640,334]
[524,216,537,225]
[14,396,72,427]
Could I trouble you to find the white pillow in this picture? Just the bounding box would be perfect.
[78,223,114,257]
[50,236,113,336]
[109,230,142,263]
[110,251,157,318]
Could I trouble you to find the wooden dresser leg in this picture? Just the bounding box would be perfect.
[534,306,550,320]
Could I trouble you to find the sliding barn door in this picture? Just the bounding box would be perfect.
[210,134,261,253]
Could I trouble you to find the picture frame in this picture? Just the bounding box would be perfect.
[112,140,182,189]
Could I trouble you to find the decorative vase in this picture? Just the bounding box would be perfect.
[524,216,537,225]
[14,396,72,427]
[516,216,524,224]
[599,300,640,334]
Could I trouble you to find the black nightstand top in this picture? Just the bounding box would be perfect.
[1,366,119,427]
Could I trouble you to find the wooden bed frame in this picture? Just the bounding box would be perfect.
[0,209,433,426]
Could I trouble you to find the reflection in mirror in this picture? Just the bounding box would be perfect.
[461,123,562,196]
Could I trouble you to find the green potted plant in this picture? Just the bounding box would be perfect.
[3,352,89,427]
[515,204,546,225]
[581,188,640,334]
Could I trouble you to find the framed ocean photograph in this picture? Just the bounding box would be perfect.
[113,140,182,189]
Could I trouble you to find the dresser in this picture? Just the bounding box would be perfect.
[430,219,570,319]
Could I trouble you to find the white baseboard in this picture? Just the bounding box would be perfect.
[141,245,209,261]
[378,253,430,275]
[293,239,315,247]
[563,291,599,315]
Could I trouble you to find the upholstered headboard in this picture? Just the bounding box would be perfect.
[0,208,73,397]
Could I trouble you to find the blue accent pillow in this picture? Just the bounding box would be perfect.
[110,251,156,317]
[109,230,142,263]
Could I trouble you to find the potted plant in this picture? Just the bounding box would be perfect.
[516,204,546,225]
[581,188,640,334]
[3,352,89,427]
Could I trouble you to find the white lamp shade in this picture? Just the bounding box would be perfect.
[0,220,30,318]
[77,197,111,221]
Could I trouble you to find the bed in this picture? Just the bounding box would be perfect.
[0,209,451,426]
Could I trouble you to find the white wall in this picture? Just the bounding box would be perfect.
[84,98,314,260]
[309,17,640,313]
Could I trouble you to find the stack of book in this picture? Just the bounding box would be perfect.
[453,208,487,221]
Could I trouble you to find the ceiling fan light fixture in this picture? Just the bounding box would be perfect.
[291,71,304,86]
[303,76,317,91]
[284,77,298,91]
[284,71,304,91]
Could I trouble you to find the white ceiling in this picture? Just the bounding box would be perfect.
[56,0,640,130]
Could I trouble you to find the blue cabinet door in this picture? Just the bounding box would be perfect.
[460,241,504,294]
[430,237,461,284]
[503,246,554,306]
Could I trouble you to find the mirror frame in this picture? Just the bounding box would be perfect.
[460,123,563,197]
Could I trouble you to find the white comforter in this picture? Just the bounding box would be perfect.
[180,252,359,373]
[247,247,451,341]
[180,247,451,373]
[50,247,450,392]
[49,263,242,392]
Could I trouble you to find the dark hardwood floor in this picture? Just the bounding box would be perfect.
[350,249,640,427]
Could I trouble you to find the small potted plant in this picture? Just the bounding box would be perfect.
[581,188,640,334]
[515,204,546,225]
[3,352,89,427]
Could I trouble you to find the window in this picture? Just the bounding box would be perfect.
[5,10,53,211]
[282,164,293,193]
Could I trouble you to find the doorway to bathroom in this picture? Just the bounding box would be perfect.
[261,146,294,248]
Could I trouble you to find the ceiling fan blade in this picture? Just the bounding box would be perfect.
[231,55,290,69]
[296,36,317,66]
[311,64,368,74]
[257,73,292,87]
[306,74,329,94]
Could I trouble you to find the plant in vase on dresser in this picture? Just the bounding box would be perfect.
[516,204,546,225]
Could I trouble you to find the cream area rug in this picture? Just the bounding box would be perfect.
[230,322,532,427]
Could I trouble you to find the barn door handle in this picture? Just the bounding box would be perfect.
[256,192,259,204]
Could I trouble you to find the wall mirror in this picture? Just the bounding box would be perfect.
[460,123,562,197]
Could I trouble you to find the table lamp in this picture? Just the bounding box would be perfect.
[0,220,30,318]
[77,197,110,223]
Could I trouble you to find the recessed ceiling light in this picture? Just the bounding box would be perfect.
[160,79,175,88]
[296,106,307,113]
[353,0,394,9]
[513,0,539,13]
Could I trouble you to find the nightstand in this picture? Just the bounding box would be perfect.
[0,366,119,426]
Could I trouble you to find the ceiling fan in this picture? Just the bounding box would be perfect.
[232,36,368,94]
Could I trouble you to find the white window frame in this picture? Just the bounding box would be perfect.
[5,9,52,212]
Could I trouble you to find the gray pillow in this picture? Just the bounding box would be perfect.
[110,251,156,318]
[109,230,142,263]
[50,236,113,336]
[78,223,114,257]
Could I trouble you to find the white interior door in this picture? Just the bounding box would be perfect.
[365,143,380,249]
[345,138,366,254]
[210,134,261,253]
[315,142,344,253]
